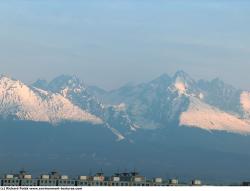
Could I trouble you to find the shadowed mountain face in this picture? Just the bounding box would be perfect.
[1,71,250,184]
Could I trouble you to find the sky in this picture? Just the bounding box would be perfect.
[0,0,250,90]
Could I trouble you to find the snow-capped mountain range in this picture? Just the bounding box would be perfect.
[1,71,250,138]
[0,75,102,124]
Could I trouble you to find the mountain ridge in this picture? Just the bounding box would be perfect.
[1,71,250,137]
[1,71,250,183]
[0,75,103,124]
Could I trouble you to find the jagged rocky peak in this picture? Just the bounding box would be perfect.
[146,74,172,92]
[32,79,48,90]
[47,75,87,95]
[145,71,195,89]
[0,74,16,82]
[1,71,250,136]
[0,74,103,124]
[50,74,85,87]
[0,75,25,89]
[198,77,236,91]
[170,71,197,95]
[150,73,171,84]
[210,77,227,86]
[173,70,195,84]
[87,85,107,97]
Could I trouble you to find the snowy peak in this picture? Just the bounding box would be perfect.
[40,75,138,139]
[197,78,242,114]
[174,81,187,95]
[45,75,102,113]
[180,97,250,135]
[173,70,195,85]
[177,75,250,135]
[149,71,194,88]
[47,75,87,94]
[2,71,250,138]
[93,71,250,135]
[168,71,199,97]
[0,75,23,88]
[0,75,103,124]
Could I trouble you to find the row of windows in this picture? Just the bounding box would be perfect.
[2,180,34,186]
[3,179,19,183]
[58,180,75,185]
[39,180,57,184]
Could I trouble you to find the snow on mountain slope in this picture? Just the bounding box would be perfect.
[241,91,250,112]
[2,71,250,137]
[86,71,250,135]
[44,75,139,134]
[174,81,186,95]
[0,76,103,124]
[180,97,250,134]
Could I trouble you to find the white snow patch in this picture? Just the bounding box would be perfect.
[180,97,250,135]
[132,124,140,129]
[241,91,250,111]
[33,87,49,96]
[199,93,204,100]
[105,123,125,141]
[0,76,103,124]
[61,87,69,97]
[113,103,126,111]
[174,82,186,95]
[73,88,82,93]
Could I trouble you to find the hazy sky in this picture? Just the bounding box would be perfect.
[0,0,250,90]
